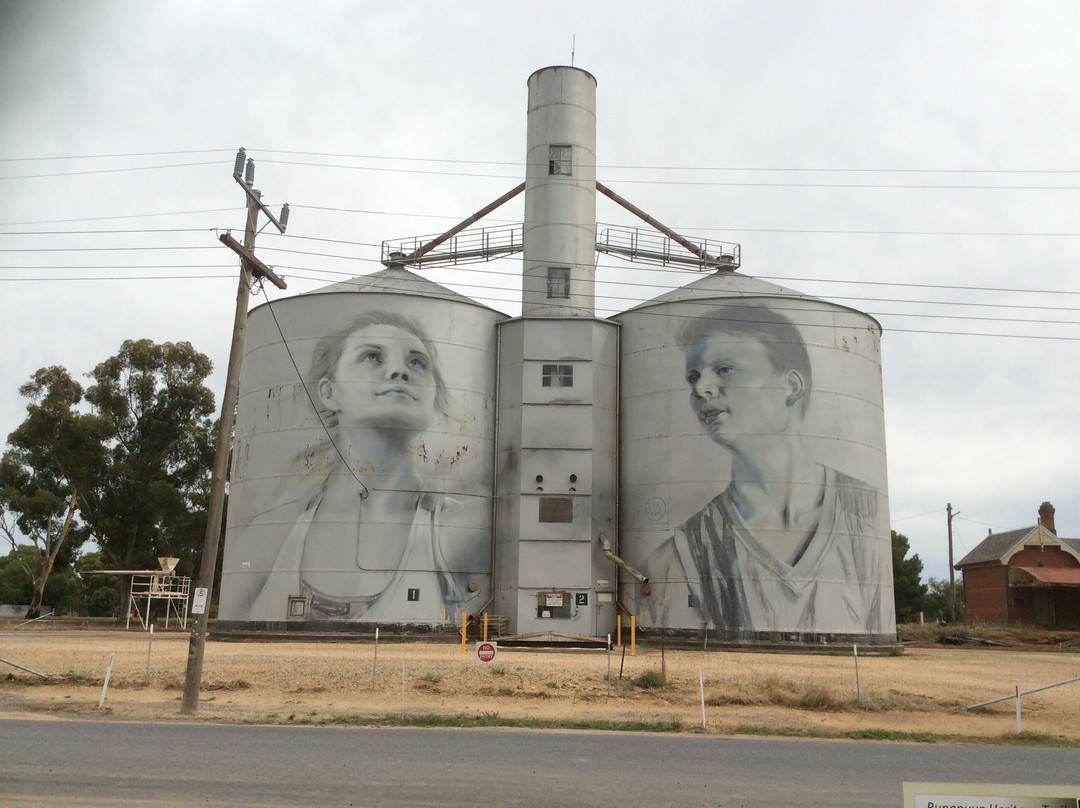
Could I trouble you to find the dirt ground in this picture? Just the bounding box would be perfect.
[2,624,1079,742]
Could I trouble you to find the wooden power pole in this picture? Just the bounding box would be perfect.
[181,149,288,714]
[946,502,958,624]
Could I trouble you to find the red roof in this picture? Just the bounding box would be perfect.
[1013,566,1080,585]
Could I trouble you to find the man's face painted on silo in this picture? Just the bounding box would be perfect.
[684,331,800,447]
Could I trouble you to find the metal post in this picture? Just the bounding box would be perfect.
[699,668,706,728]
[606,634,611,697]
[99,652,115,708]
[853,644,861,704]
[145,624,154,684]
[372,627,379,692]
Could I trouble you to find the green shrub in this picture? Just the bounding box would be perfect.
[633,669,666,689]
[87,586,119,618]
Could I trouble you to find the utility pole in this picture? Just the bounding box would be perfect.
[946,502,958,624]
[181,149,288,714]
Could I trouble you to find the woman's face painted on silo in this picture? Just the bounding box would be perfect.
[318,324,437,432]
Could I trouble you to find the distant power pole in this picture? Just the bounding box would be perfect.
[946,503,958,623]
[181,149,289,715]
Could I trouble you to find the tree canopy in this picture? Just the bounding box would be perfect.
[80,339,216,575]
[1,340,216,617]
[0,366,101,616]
[892,530,929,624]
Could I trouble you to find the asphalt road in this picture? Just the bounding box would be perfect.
[1,720,1077,807]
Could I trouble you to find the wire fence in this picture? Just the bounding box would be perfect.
[2,628,1078,736]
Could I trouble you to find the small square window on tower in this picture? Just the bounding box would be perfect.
[547,267,570,299]
[549,145,572,175]
[542,364,573,388]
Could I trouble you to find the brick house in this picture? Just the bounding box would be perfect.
[956,502,1080,628]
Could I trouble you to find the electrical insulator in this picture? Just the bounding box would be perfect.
[233,148,246,176]
[244,158,255,186]
[279,203,290,230]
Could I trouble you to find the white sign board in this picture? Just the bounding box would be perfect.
[191,587,209,615]
[904,782,1079,808]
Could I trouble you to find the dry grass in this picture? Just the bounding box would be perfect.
[706,672,927,712]
[2,623,1079,744]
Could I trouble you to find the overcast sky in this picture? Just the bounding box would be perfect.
[2,0,1077,582]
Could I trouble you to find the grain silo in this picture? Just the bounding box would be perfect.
[217,65,896,647]
[218,265,503,630]
[615,271,897,644]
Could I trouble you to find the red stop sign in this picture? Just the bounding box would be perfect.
[476,641,497,663]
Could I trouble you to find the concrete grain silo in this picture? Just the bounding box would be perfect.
[615,271,896,644]
[217,64,895,647]
[218,265,503,630]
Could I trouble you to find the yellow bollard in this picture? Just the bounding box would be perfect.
[483,612,489,642]
[616,614,622,647]
[631,615,636,656]
[461,611,467,651]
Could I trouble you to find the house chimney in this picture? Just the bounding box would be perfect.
[1037,501,1056,534]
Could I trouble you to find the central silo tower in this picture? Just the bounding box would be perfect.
[521,66,598,316]
[494,67,620,640]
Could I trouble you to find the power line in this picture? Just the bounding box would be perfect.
[0,228,216,236]
[0,274,235,282]
[0,209,236,227]
[5,148,1080,189]
[6,146,1077,174]
[3,255,1074,340]
[258,158,1080,189]
[0,149,230,163]
[266,268,1079,341]
[6,238,1076,312]
[0,160,226,181]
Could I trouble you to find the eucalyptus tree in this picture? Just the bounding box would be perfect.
[0,366,101,617]
[80,339,217,590]
[2,341,217,618]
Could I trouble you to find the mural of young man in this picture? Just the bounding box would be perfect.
[642,304,891,638]
[237,312,483,622]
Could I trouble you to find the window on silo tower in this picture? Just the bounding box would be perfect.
[549,145,572,175]
[542,364,573,388]
[547,267,570,299]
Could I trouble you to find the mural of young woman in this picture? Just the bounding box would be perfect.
[240,312,483,623]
